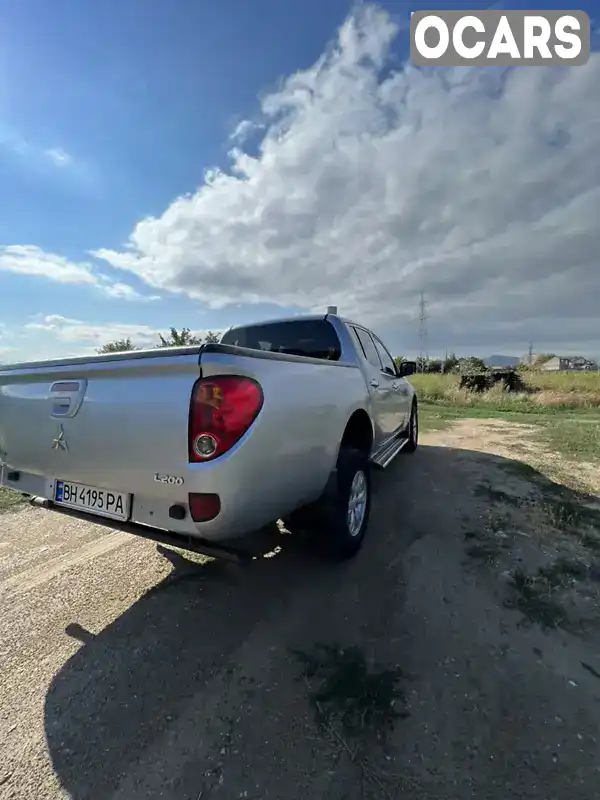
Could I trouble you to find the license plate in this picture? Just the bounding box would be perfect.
[54,480,131,521]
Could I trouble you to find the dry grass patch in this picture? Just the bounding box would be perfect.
[0,487,27,513]
[411,371,600,412]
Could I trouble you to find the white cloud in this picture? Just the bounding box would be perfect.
[0,315,223,363]
[97,279,160,302]
[0,245,96,285]
[87,4,599,352]
[23,315,166,350]
[0,125,76,170]
[0,245,157,302]
[44,147,73,167]
[229,119,262,144]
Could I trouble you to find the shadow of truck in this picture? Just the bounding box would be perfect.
[43,444,599,800]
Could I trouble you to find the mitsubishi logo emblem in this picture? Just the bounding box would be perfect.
[52,424,68,452]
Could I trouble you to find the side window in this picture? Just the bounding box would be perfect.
[373,336,397,377]
[353,327,382,370]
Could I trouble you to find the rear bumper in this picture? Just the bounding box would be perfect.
[1,469,284,543]
[28,497,252,562]
[1,409,333,541]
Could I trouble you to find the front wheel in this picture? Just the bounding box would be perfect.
[403,401,418,453]
[310,446,372,560]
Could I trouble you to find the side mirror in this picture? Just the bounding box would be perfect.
[398,360,417,377]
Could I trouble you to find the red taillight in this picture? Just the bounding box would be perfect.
[188,375,263,462]
[188,493,221,522]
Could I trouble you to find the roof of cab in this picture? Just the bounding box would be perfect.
[223,311,360,334]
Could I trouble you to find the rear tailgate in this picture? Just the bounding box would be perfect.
[0,348,202,500]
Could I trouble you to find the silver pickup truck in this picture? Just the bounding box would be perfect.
[0,310,417,560]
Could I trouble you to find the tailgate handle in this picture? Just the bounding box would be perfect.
[50,379,88,419]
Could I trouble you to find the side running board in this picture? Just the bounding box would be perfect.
[370,433,409,469]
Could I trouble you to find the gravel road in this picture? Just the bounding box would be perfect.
[2,427,600,799]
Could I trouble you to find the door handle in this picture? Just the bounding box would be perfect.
[369,379,380,388]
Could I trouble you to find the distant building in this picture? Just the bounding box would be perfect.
[570,356,598,371]
[542,356,598,372]
[542,356,571,371]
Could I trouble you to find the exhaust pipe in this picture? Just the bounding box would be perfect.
[29,496,50,508]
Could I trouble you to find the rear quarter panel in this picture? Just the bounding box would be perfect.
[192,347,371,531]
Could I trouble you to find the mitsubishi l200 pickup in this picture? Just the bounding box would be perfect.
[0,310,417,560]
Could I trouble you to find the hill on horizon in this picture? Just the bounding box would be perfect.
[483,354,521,367]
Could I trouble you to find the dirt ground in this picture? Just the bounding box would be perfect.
[1,419,600,800]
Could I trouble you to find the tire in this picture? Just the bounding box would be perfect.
[403,400,418,453]
[310,445,372,560]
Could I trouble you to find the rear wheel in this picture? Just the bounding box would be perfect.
[310,445,372,560]
[403,400,418,453]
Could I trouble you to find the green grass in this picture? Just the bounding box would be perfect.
[418,405,461,432]
[419,401,600,465]
[419,403,548,432]
[0,486,27,512]
[411,371,600,413]
[540,416,600,462]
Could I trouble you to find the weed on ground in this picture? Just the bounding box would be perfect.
[541,496,600,532]
[292,644,407,740]
[466,466,600,632]
[473,483,522,507]
[290,645,417,796]
[0,486,27,513]
[505,567,569,630]
[505,557,600,632]
[465,541,506,563]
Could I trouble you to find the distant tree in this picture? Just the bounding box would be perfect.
[413,356,441,373]
[426,358,442,373]
[458,356,487,373]
[204,330,220,344]
[442,352,459,373]
[157,327,203,347]
[97,338,138,354]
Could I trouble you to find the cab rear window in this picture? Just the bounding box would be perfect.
[221,320,341,361]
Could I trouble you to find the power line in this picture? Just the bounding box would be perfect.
[418,291,429,371]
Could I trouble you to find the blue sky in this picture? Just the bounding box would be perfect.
[1,0,598,361]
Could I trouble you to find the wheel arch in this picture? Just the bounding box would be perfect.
[339,408,374,458]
